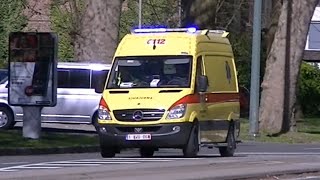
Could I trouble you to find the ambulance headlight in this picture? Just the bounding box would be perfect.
[167,104,186,119]
[98,106,111,120]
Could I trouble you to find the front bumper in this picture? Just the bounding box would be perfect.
[97,123,192,148]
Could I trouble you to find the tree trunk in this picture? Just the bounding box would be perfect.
[287,0,319,132]
[264,0,282,55]
[259,0,319,135]
[74,0,122,63]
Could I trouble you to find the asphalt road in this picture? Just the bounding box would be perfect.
[2,123,320,179]
[0,142,320,180]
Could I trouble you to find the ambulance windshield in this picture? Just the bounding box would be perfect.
[107,56,192,89]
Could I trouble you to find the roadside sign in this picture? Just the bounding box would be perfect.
[8,32,57,106]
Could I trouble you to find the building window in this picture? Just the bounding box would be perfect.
[309,23,320,50]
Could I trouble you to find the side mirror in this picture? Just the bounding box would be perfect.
[198,75,208,92]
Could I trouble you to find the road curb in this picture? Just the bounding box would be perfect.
[194,167,320,180]
[0,145,100,156]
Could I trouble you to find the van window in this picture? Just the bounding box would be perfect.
[91,70,109,89]
[204,56,237,92]
[58,68,90,88]
[195,56,203,92]
[58,70,69,88]
[106,56,192,89]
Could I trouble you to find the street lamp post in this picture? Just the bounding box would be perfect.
[139,0,142,28]
[249,0,262,137]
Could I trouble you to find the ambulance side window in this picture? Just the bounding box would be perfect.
[195,56,203,92]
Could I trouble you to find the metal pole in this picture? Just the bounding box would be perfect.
[178,0,181,27]
[139,0,142,28]
[23,106,43,139]
[249,0,262,137]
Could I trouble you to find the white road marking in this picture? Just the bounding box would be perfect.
[76,159,174,162]
[0,169,17,172]
[291,176,320,180]
[0,164,60,172]
[0,158,182,172]
[304,148,320,150]
[14,166,61,169]
[1,162,29,165]
[48,161,140,165]
[1,154,318,172]
[247,160,284,165]
[40,163,101,166]
[108,157,203,160]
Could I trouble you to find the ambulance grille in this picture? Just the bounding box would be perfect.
[116,126,161,133]
[113,109,165,122]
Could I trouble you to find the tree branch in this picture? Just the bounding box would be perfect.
[224,0,244,29]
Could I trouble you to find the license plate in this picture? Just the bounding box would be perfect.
[126,134,151,140]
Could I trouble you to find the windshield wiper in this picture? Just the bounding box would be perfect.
[159,89,182,93]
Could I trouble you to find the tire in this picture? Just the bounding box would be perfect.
[219,122,236,157]
[139,148,155,158]
[100,147,116,158]
[183,122,199,158]
[0,106,15,130]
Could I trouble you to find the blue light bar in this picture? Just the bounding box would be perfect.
[132,28,199,34]
[187,27,197,33]
[133,28,167,33]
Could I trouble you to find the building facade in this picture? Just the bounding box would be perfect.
[304,2,320,62]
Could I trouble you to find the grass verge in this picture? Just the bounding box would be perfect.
[0,129,99,149]
[240,118,320,144]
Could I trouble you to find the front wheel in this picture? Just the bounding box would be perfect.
[0,107,15,130]
[219,122,236,157]
[100,147,116,158]
[99,138,116,158]
[183,122,199,157]
[139,148,155,158]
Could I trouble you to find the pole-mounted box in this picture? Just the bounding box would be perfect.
[8,32,58,107]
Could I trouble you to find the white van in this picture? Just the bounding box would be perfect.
[0,62,111,130]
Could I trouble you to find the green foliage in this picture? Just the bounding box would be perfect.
[298,63,320,116]
[0,0,27,68]
[50,0,85,61]
[50,5,74,61]
[120,0,180,39]
[0,129,98,148]
[240,118,320,144]
[229,33,252,89]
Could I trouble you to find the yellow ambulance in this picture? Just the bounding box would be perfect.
[95,27,240,158]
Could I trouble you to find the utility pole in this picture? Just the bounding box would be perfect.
[249,0,262,137]
[178,0,181,27]
[138,0,142,28]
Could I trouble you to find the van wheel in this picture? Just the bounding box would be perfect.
[100,147,116,158]
[139,148,155,158]
[0,107,15,130]
[183,122,199,157]
[99,136,116,158]
[219,123,236,157]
